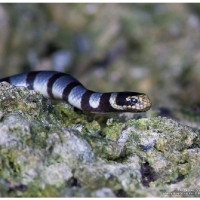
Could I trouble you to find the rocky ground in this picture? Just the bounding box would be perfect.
[0,82,200,197]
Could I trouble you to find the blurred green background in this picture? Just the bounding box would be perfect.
[0,3,200,110]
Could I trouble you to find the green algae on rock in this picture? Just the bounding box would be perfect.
[0,83,200,197]
[122,117,198,184]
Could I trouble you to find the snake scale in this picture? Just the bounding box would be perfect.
[0,71,151,113]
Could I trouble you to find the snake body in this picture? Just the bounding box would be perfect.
[0,71,151,113]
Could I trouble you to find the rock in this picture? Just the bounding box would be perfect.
[0,83,200,197]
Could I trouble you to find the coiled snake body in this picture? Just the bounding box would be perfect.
[0,71,151,113]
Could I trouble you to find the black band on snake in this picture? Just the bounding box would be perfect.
[0,71,151,113]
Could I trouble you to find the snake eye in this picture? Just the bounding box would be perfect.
[130,98,138,105]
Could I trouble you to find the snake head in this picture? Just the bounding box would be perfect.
[109,92,151,112]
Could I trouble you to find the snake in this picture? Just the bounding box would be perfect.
[0,71,151,113]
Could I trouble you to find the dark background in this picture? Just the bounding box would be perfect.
[0,3,200,109]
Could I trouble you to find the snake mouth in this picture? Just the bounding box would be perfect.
[124,104,151,112]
